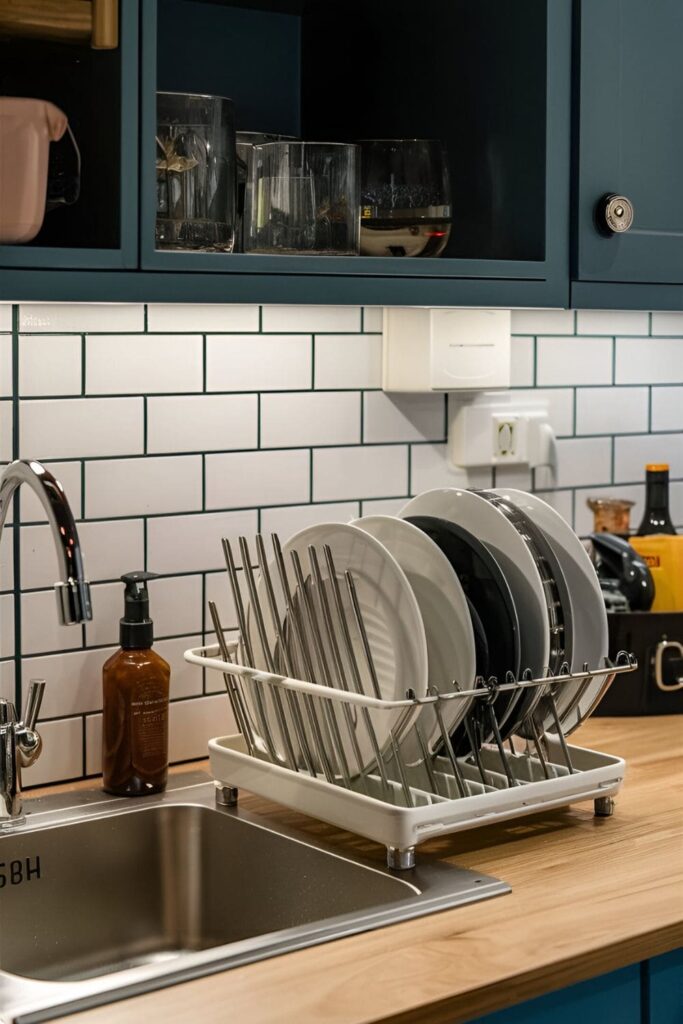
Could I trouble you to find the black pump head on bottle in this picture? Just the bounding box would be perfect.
[120,571,158,649]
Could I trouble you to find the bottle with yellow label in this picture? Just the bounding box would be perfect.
[629,534,683,611]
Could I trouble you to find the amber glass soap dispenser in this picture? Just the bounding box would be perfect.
[102,571,170,796]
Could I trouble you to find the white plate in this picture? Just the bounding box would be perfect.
[352,515,476,761]
[251,522,429,775]
[493,489,610,733]
[400,490,551,729]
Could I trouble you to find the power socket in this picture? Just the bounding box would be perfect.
[448,396,555,468]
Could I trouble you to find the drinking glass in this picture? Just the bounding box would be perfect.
[358,139,452,257]
[156,92,236,252]
[245,142,360,255]
[235,132,297,252]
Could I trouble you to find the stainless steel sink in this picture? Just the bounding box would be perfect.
[0,773,508,1023]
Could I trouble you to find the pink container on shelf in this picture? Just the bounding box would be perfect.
[0,97,79,244]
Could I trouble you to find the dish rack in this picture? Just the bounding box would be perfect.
[185,532,637,870]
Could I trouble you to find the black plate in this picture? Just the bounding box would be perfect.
[405,515,522,750]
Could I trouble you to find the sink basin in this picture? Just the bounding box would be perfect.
[0,774,507,1022]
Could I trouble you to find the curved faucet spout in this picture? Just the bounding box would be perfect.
[0,460,92,625]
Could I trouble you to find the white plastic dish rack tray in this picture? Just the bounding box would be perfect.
[185,643,635,870]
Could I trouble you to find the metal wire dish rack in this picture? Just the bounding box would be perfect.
[185,533,637,870]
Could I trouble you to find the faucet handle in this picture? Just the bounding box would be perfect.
[22,679,45,732]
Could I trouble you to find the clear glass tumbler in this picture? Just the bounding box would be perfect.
[156,92,236,252]
[358,139,452,257]
[235,131,297,252]
[245,142,360,255]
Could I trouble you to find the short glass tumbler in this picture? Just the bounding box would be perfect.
[359,139,452,257]
[246,142,360,255]
[156,92,236,252]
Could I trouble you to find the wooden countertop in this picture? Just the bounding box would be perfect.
[55,717,682,1024]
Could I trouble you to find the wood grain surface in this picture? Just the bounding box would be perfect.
[53,717,683,1024]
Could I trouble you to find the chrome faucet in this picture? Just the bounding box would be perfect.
[0,460,92,823]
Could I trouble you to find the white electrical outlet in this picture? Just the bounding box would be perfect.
[448,395,555,469]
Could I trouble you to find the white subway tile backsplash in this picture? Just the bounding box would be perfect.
[21,589,82,656]
[651,387,683,432]
[20,304,144,333]
[261,392,360,448]
[20,398,143,459]
[0,660,13,701]
[0,402,11,461]
[615,337,683,385]
[23,717,83,786]
[146,303,259,333]
[206,449,310,509]
[507,388,574,436]
[207,335,311,392]
[313,445,408,501]
[651,312,683,335]
[537,337,613,386]
[576,310,649,336]
[148,574,203,636]
[147,394,258,453]
[363,307,383,332]
[314,334,382,389]
[1,594,14,657]
[260,501,358,539]
[510,336,535,388]
[0,526,13,591]
[87,334,203,394]
[510,309,574,334]
[614,433,683,482]
[0,305,12,332]
[19,335,81,396]
[410,444,492,494]
[84,715,101,776]
[21,518,144,590]
[4,302,682,786]
[86,455,202,519]
[363,392,445,444]
[575,386,649,436]
[261,305,361,333]
[147,510,257,574]
[0,335,12,397]
[535,437,612,490]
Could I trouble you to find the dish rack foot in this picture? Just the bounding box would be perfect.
[594,795,615,817]
[386,845,416,871]
[215,784,239,808]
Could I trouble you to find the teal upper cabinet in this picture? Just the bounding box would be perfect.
[572,0,683,309]
[1,0,570,307]
[0,0,139,272]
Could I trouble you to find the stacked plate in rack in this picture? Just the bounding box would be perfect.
[243,488,610,777]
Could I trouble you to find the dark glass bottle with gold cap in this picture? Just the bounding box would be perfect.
[636,464,676,536]
[102,572,170,796]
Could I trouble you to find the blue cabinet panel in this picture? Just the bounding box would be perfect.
[467,964,641,1024]
[575,0,683,286]
[647,949,683,1024]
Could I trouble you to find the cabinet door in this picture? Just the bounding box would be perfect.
[575,0,683,286]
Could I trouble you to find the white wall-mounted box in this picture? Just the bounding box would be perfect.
[382,308,511,393]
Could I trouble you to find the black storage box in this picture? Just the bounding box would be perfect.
[594,612,683,716]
